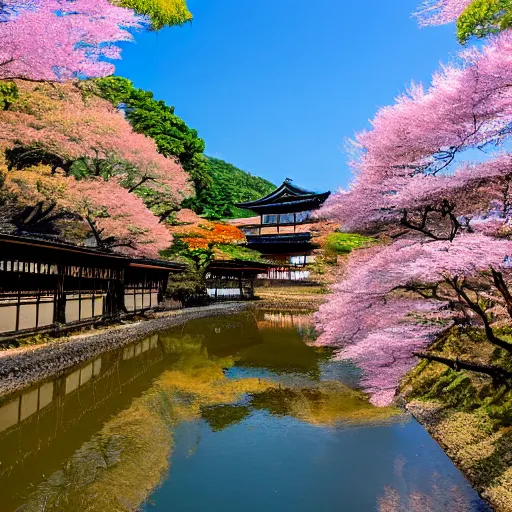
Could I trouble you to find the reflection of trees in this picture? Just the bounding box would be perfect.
[250,382,399,427]
[160,311,332,379]
[18,338,274,512]
[20,386,175,512]
[200,312,263,357]
[377,453,484,512]
[160,312,264,358]
[14,317,403,512]
[201,404,251,432]
[235,311,331,379]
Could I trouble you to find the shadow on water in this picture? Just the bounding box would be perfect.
[0,309,491,512]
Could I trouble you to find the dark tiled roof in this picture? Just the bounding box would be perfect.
[235,179,330,213]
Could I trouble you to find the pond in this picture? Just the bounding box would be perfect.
[0,309,490,512]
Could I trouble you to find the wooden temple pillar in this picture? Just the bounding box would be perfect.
[157,274,167,304]
[116,269,127,314]
[53,264,67,325]
[247,277,255,299]
[238,274,244,300]
[104,269,126,318]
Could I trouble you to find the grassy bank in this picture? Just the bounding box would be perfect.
[401,327,512,511]
[255,285,328,310]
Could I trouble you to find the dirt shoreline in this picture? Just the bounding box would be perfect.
[0,302,249,400]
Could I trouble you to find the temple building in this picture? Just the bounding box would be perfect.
[231,179,330,280]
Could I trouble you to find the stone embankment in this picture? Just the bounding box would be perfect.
[0,302,248,399]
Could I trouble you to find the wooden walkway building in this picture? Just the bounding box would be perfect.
[0,234,185,338]
[205,260,272,300]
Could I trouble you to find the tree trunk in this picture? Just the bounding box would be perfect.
[415,352,512,382]
[447,277,512,355]
[491,268,512,320]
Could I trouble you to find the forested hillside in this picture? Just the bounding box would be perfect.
[189,157,276,220]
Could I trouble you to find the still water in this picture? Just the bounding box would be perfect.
[0,309,490,512]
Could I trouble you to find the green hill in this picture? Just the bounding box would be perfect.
[189,157,276,220]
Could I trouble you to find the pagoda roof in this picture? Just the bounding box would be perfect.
[244,233,319,254]
[235,179,330,214]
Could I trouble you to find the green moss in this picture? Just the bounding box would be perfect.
[471,430,512,489]
[487,402,512,427]
[323,233,374,257]
[215,244,267,262]
[404,325,512,422]
[0,81,18,110]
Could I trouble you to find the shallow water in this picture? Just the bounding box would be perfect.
[0,309,490,511]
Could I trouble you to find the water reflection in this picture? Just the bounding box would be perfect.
[0,310,487,512]
[378,476,490,512]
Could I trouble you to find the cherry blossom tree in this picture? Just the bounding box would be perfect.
[1,166,172,258]
[62,177,173,258]
[0,0,145,82]
[316,30,512,405]
[414,0,473,26]
[315,235,512,405]
[322,31,512,238]
[0,82,192,216]
[0,164,78,233]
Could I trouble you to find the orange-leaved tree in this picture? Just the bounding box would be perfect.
[163,222,247,306]
[169,222,246,268]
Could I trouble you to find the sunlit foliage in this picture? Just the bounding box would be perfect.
[115,0,192,29]
[415,0,512,43]
[323,232,374,257]
[457,0,512,43]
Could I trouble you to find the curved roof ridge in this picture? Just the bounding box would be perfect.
[235,179,330,209]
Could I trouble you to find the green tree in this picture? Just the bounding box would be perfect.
[190,157,276,220]
[114,0,192,29]
[93,79,276,220]
[457,0,512,43]
[163,222,265,304]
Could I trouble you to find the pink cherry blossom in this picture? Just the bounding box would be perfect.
[321,33,512,234]
[0,82,193,203]
[315,235,512,405]
[0,0,145,81]
[414,0,472,26]
[62,177,173,258]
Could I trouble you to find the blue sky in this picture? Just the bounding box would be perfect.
[116,0,461,193]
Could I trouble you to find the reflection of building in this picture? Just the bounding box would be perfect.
[231,179,330,280]
[257,312,314,331]
[0,334,162,436]
[0,333,165,511]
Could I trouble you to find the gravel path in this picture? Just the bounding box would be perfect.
[0,302,249,399]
